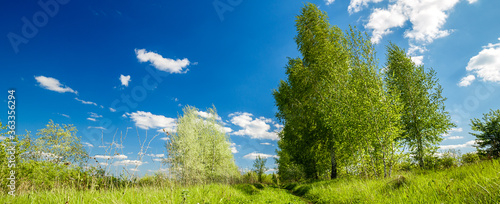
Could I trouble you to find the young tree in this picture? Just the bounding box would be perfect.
[253,155,268,183]
[385,44,455,168]
[25,120,88,165]
[471,109,500,158]
[165,106,239,185]
[274,3,351,180]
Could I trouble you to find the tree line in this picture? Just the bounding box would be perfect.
[273,3,455,180]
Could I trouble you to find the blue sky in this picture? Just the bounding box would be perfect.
[1,0,499,176]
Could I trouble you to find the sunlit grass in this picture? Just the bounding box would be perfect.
[0,183,305,204]
[289,159,500,203]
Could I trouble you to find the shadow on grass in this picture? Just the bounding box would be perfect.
[233,184,260,195]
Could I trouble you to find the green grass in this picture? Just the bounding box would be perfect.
[0,183,305,204]
[287,159,500,203]
[2,160,499,203]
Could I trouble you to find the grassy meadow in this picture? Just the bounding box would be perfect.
[1,159,499,203]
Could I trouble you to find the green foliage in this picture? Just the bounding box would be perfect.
[252,156,268,183]
[166,105,239,185]
[461,152,480,164]
[24,120,88,166]
[385,44,455,168]
[274,3,405,181]
[470,109,500,158]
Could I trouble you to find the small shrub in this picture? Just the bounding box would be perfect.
[462,152,480,165]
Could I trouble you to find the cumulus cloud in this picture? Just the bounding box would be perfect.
[135,49,190,74]
[126,111,177,132]
[439,140,476,150]
[411,55,424,65]
[243,152,278,160]
[348,0,383,14]
[325,0,335,5]
[461,39,500,86]
[230,143,238,153]
[229,112,279,140]
[365,0,460,44]
[113,160,144,166]
[197,110,222,121]
[458,75,476,87]
[35,76,77,94]
[120,75,131,87]
[446,136,464,140]
[75,98,97,106]
[146,154,164,158]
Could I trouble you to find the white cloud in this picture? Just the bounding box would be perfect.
[160,137,170,141]
[224,127,233,133]
[59,113,70,118]
[98,162,108,166]
[89,112,102,118]
[109,107,116,112]
[88,126,105,130]
[229,112,279,140]
[230,143,238,153]
[348,0,383,14]
[35,76,77,94]
[411,55,424,65]
[113,160,144,166]
[243,152,278,160]
[129,168,140,172]
[458,75,476,87]
[197,110,222,121]
[439,140,476,150]
[366,3,407,44]
[83,142,94,147]
[94,154,128,160]
[0,136,7,140]
[325,0,335,5]
[462,39,500,85]
[120,75,131,87]
[87,118,97,122]
[265,169,277,173]
[146,154,164,158]
[135,49,190,74]
[365,0,460,44]
[467,0,477,3]
[446,136,464,140]
[443,127,463,136]
[260,142,272,146]
[126,111,177,132]
[153,158,164,162]
[75,98,97,106]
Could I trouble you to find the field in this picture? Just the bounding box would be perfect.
[1,159,499,203]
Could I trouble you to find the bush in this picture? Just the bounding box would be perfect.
[462,152,480,165]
